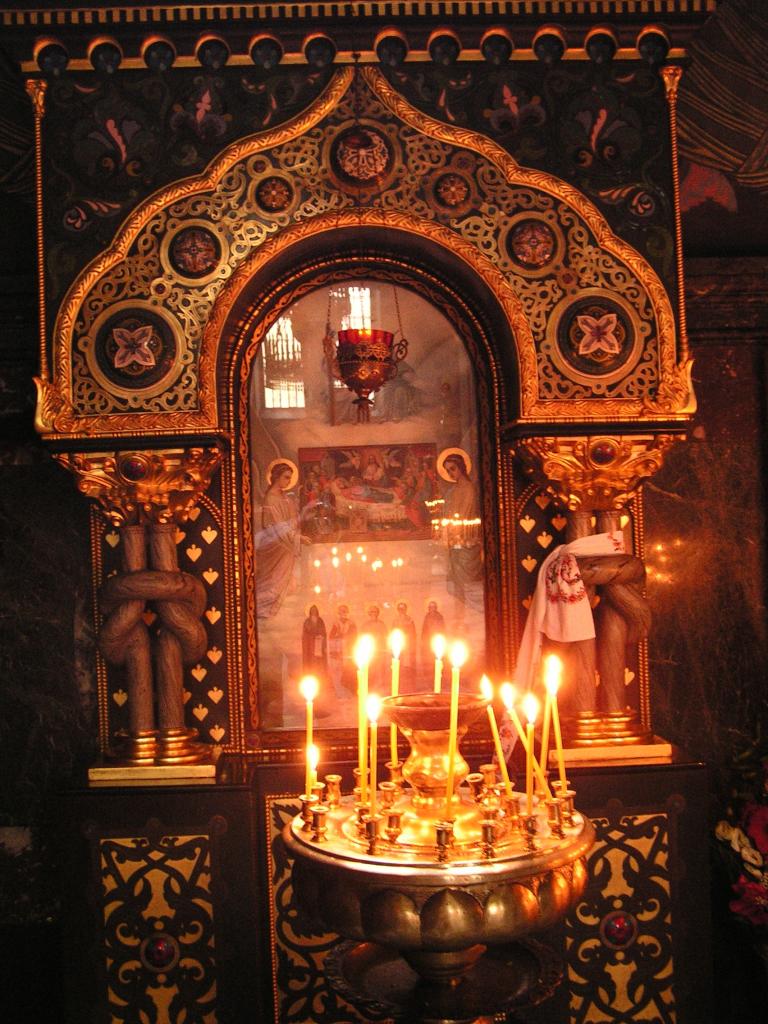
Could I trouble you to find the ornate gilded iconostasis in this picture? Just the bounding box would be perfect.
[18,16,698,759]
[0,3,721,1022]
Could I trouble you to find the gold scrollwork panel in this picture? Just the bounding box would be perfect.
[91,818,226,1023]
[567,811,675,1023]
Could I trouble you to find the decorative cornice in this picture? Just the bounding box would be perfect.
[513,434,679,511]
[55,446,223,526]
[2,1,715,33]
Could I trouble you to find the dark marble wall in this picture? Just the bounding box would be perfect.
[646,262,768,780]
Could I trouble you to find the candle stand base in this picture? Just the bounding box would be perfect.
[324,938,562,1024]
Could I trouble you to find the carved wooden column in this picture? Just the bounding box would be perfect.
[56,447,222,766]
[514,434,676,748]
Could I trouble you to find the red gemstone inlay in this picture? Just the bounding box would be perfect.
[601,910,637,948]
[120,456,148,482]
[590,441,617,466]
[142,934,179,970]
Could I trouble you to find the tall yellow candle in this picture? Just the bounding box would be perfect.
[367,693,382,816]
[444,640,468,819]
[549,674,568,794]
[431,634,446,693]
[541,655,561,773]
[539,656,559,772]
[307,743,319,793]
[388,629,404,765]
[500,683,552,799]
[354,634,375,804]
[479,675,513,798]
[299,675,319,797]
[521,693,540,815]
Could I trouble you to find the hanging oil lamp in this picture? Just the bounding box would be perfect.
[323,286,408,423]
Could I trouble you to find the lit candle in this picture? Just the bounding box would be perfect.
[541,655,561,774]
[431,634,446,693]
[389,629,404,765]
[445,640,468,819]
[354,634,375,804]
[367,693,382,816]
[307,743,319,793]
[299,675,319,797]
[500,683,552,799]
[548,661,568,795]
[521,693,540,815]
[479,675,513,798]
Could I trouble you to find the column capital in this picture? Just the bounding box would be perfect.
[55,446,223,526]
[24,78,47,118]
[513,434,678,512]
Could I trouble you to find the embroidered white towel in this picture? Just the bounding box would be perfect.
[514,530,625,691]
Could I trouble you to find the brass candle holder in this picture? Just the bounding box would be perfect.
[283,692,593,1021]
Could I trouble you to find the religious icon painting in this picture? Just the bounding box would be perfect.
[247,279,486,733]
[298,443,437,543]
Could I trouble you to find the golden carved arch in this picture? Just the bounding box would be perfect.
[36,65,693,441]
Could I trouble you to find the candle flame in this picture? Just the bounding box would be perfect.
[449,640,468,668]
[431,633,446,659]
[389,629,405,659]
[366,693,383,723]
[307,743,319,770]
[522,692,540,725]
[499,681,516,709]
[354,633,375,669]
[299,675,319,702]
[479,675,493,701]
[543,654,562,695]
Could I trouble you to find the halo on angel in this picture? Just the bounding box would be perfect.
[266,457,299,489]
[436,447,472,482]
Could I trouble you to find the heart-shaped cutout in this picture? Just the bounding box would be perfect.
[209,725,225,743]
[105,531,120,548]
[188,506,201,522]
[624,668,635,685]
[521,555,537,573]
[113,689,128,706]
[207,646,223,664]
[552,515,567,532]
[201,526,218,545]
[519,515,536,533]
[537,531,552,549]
[203,569,219,586]
[186,544,202,562]
[205,608,221,625]
[182,689,192,705]
[191,664,207,682]
[534,494,551,509]
[175,529,186,545]
[192,703,209,721]
[208,686,224,704]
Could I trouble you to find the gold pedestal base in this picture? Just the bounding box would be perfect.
[108,730,159,765]
[102,728,214,771]
[564,711,653,748]
[325,938,562,1023]
[155,727,211,765]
